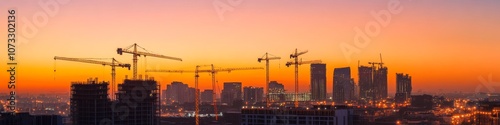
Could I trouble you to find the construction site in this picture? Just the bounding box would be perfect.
[58,43,323,125]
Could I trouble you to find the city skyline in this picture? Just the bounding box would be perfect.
[1,0,500,95]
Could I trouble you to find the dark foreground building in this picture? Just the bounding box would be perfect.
[115,78,160,125]
[242,105,355,125]
[0,112,63,125]
[70,78,112,125]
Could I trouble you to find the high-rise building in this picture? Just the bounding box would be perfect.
[373,67,388,100]
[201,89,214,103]
[165,81,194,104]
[310,63,327,101]
[333,67,354,103]
[358,66,373,100]
[70,78,111,125]
[358,64,388,100]
[243,86,264,104]
[115,78,160,125]
[221,82,242,105]
[395,73,412,103]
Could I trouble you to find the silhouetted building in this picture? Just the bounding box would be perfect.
[166,81,192,104]
[411,94,433,110]
[221,82,242,105]
[311,63,327,101]
[358,66,373,100]
[201,89,213,103]
[333,67,354,103]
[115,78,160,125]
[0,112,63,125]
[395,73,412,103]
[243,86,264,104]
[242,105,355,125]
[70,78,111,125]
[268,81,285,102]
[373,67,388,100]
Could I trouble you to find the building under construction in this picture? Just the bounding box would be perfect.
[70,78,112,125]
[115,76,160,125]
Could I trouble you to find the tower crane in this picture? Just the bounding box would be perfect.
[285,48,321,108]
[117,43,182,80]
[146,65,263,125]
[257,52,281,107]
[54,56,131,100]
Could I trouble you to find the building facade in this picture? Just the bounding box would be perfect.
[395,73,412,103]
[333,67,354,103]
[311,63,327,101]
[221,82,242,105]
[242,105,355,125]
[243,86,264,104]
[269,81,285,102]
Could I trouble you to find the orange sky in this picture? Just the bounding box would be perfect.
[1,0,500,95]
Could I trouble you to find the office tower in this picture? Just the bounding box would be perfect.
[395,73,412,103]
[268,81,285,102]
[310,63,327,101]
[70,78,111,125]
[243,86,264,104]
[115,78,160,125]
[333,67,354,103]
[358,66,373,100]
[201,89,214,103]
[221,82,242,106]
[373,67,388,100]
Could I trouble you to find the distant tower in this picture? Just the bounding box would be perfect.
[310,63,327,101]
[395,73,412,103]
[333,67,353,103]
[358,66,373,100]
[221,82,242,106]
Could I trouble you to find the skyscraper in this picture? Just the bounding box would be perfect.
[373,67,388,99]
[310,63,327,101]
[395,73,412,103]
[358,66,373,100]
[221,82,242,106]
[243,86,264,104]
[333,67,354,103]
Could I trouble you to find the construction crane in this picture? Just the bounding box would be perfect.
[146,65,263,125]
[285,48,321,108]
[368,53,384,68]
[117,43,182,80]
[54,56,131,100]
[257,52,281,107]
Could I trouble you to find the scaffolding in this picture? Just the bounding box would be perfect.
[115,77,160,125]
[70,78,111,125]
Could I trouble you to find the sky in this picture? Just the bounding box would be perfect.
[1,0,500,95]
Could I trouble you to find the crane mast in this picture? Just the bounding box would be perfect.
[146,65,262,125]
[117,43,182,80]
[257,52,280,107]
[285,49,321,108]
[54,56,130,100]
